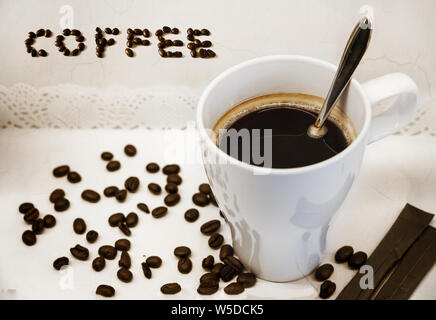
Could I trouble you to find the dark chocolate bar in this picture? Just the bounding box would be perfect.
[337,204,434,300]
[375,226,436,300]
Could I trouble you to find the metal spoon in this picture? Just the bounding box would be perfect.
[307,16,373,139]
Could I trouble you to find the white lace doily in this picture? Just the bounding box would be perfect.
[0,83,434,135]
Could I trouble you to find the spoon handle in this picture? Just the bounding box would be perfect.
[315,17,373,129]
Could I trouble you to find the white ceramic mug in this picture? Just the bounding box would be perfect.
[196,55,419,282]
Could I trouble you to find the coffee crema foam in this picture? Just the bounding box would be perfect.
[212,93,357,145]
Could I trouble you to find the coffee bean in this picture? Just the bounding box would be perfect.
[31,49,38,57]
[104,186,119,197]
[96,27,103,33]
[72,218,87,236]
[200,220,221,235]
[173,51,182,58]
[174,246,191,258]
[19,202,34,214]
[141,262,152,279]
[223,256,244,274]
[115,239,131,251]
[201,29,210,35]
[119,222,131,236]
[67,172,82,183]
[126,40,133,48]
[208,233,224,249]
[224,282,244,295]
[32,219,45,235]
[81,190,101,203]
[127,28,134,35]
[125,177,140,193]
[70,244,89,261]
[187,28,194,35]
[112,28,120,35]
[200,272,220,282]
[164,193,180,207]
[202,255,214,270]
[178,257,193,274]
[96,285,115,297]
[71,29,81,36]
[63,49,70,56]
[53,257,69,270]
[62,29,71,36]
[319,280,336,299]
[137,203,150,214]
[133,37,142,45]
[104,27,112,34]
[25,38,34,46]
[315,264,334,281]
[161,26,170,33]
[200,41,211,48]
[43,215,56,228]
[26,45,32,53]
[163,164,180,175]
[146,162,160,173]
[164,39,173,47]
[143,29,150,37]
[96,51,103,58]
[335,245,354,263]
[194,39,201,46]
[148,183,162,195]
[76,35,85,42]
[190,49,197,58]
[24,208,39,224]
[38,49,48,57]
[187,42,197,50]
[142,39,150,46]
[199,183,212,195]
[237,273,257,288]
[212,262,224,274]
[125,48,134,57]
[124,144,137,156]
[36,28,45,37]
[126,212,139,227]
[49,189,65,203]
[132,28,142,35]
[173,40,183,46]
[92,256,106,272]
[165,183,178,194]
[151,206,168,219]
[199,48,207,58]
[107,160,121,172]
[193,29,201,36]
[101,152,114,161]
[53,165,70,177]
[115,189,127,202]
[54,198,70,212]
[28,31,36,38]
[184,208,199,222]
[197,281,219,295]
[161,283,181,295]
[109,213,125,227]
[86,230,99,243]
[98,38,107,46]
[348,251,368,269]
[146,256,162,268]
[95,32,103,39]
[119,251,131,268]
[220,265,236,282]
[98,245,117,260]
[22,230,36,246]
[193,193,210,207]
[219,244,234,261]
[158,48,167,57]
[167,174,182,185]
[206,49,216,57]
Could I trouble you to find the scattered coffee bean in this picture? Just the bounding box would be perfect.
[220,265,236,282]
[137,203,150,214]
[200,272,220,283]
[19,202,34,214]
[224,282,245,295]
[43,215,56,228]
[115,189,127,202]
[31,219,45,235]
[115,239,131,251]
[24,208,39,224]
[107,160,121,172]
[22,230,36,246]
[200,220,221,235]
[165,183,178,194]
[152,206,168,219]
[125,177,140,193]
[237,273,257,288]
[119,251,131,269]
[319,280,336,299]
[199,183,212,195]
[49,189,65,203]
[53,257,69,270]
[164,193,180,207]
[148,183,162,195]
[109,213,125,227]
[223,256,244,274]
[197,279,219,295]
[178,257,193,274]
[104,186,119,197]
[208,233,224,249]
[146,162,160,173]
[86,230,99,243]
[348,251,368,269]
[81,190,101,203]
[315,264,334,281]
[92,256,106,272]
[167,174,182,185]
[161,283,181,295]
[335,245,354,263]
[146,256,162,268]
[70,244,89,261]
[126,212,139,227]
[174,246,191,258]
[53,165,70,177]
[141,262,152,279]
[184,208,199,223]
[193,193,210,207]
[54,198,70,212]
[101,152,114,161]
[163,164,180,175]
[98,245,117,260]
[67,171,82,183]
[219,244,234,261]
[96,285,115,297]
[124,144,137,156]
[202,255,214,270]
[212,262,224,274]
[118,222,131,236]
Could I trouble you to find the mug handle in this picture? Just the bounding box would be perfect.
[361,73,419,144]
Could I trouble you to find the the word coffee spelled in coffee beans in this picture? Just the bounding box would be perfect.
[161,283,181,295]
[53,257,69,270]
[319,280,336,299]
[315,264,334,281]
[96,285,115,297]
